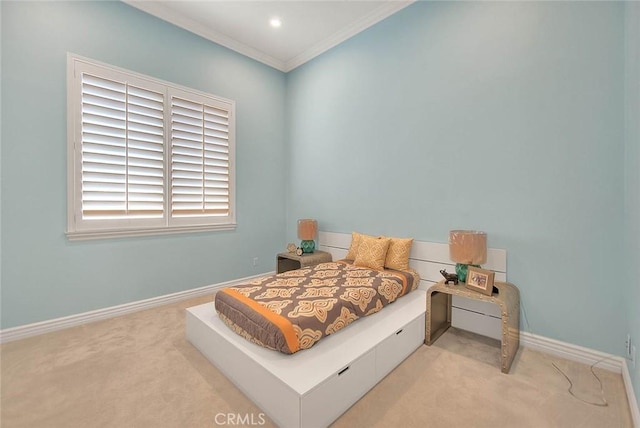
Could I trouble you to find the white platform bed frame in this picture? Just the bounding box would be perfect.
[186,232,507,428]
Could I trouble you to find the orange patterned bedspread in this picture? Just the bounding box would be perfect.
[214,260,420,354]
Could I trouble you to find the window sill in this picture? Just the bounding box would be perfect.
[66,223,237,242]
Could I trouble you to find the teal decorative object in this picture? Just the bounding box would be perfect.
[455,263,480,283]
[300,240,315,254]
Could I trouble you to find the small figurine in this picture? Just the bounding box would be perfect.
[440,269,458,285]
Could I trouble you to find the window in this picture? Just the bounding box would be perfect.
[67,55,235,240]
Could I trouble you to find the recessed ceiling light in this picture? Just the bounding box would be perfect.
[269,18,282,28]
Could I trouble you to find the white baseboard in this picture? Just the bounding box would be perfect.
[623,359,640,428]
[0,271,274,344]
[521,331,639,426]
[521,331,624,373]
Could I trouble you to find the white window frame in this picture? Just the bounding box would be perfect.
[66,54,236,241]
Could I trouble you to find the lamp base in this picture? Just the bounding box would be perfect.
[300,240,315,254]
[455,263,480,283]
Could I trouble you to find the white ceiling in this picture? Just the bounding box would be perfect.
[124,1,414,72]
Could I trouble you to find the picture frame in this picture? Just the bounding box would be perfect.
[465,266,495,296]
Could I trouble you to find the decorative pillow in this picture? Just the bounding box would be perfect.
[345,232,363,260]
[384,237,414,271]
[345,232,379,260]
[354,236,391,271]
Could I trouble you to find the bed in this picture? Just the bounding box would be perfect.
[214,260,420,354]
[186,231,507,428]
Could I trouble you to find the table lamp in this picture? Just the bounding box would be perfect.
[449,230,487,282]
[298,219,317,254]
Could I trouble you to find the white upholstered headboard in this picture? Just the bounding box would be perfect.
[318,231,507,291]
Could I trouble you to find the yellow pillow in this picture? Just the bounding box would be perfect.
[384,237,413,271]
[345,232,362,260]
[354,236,391,271]
[345,232,379,260]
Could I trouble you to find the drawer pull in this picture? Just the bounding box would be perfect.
[338,366,350,376]
[396,329,404,335]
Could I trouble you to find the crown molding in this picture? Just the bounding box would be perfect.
[122,0,287,71]
[284,1,414,72]
[123,0,414,73]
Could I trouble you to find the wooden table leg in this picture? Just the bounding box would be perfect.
[499,298,520,374]
[426,291,451,345]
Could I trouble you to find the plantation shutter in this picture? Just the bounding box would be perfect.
[170,94,231,218]
[68,55,236,239]
[80,73,165,220]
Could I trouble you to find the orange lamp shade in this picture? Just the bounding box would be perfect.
[449,230,487,265]
[297,219,317,240]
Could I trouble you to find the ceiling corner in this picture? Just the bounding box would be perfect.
[123,1,414,74]
[122,0,287,72]
[284,1,415,72]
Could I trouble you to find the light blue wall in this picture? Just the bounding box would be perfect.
[0,0,634,385]
[286,1,626,354]
[625,1,640,409]
[0,1,287,328]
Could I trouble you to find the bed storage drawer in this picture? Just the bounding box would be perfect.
[300,349,376,428]
[375,313,425,379]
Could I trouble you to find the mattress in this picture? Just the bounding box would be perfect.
[214,260,420,354]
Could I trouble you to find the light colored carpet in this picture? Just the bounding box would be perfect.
[0,294,633,428]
